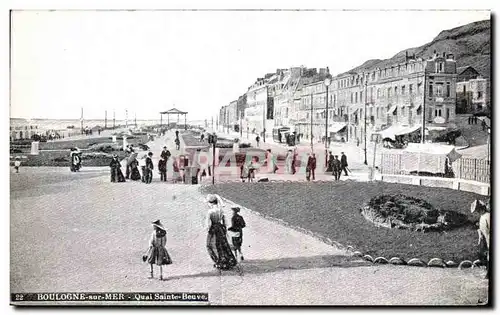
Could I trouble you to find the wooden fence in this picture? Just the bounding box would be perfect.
[380,154,490,183]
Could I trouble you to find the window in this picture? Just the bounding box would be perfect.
[434,109,442,117]
[387,87,392,98]
[355,92,358,103]
[394,86,398,96]
[417,105,422,115]
[429,83,433,97]
[409,84,413,95]
[351,93,353,103]
[402,85,406,95]
[360,91,363,102]
[446,83,451,97]
[446,108,450,120]
[435,83,443,97]
[478,91,483,99]
[377,89,380,98]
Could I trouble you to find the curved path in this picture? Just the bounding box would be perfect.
[10,132,488,305]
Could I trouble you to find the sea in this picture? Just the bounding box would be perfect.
[10,118,207,131]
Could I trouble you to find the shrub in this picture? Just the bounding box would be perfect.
[88,142,121,152]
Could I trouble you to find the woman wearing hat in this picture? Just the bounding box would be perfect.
[205,194,237,270]
[143,220,172,280]
[109,155,126,183]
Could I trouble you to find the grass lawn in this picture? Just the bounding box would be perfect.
[38,135,148,150]
[13,150,129,167]
[203,181,484,263]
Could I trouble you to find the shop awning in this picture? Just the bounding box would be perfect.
[376,125,404,141]
[388,105,398,115]
[330,123,347,133]
[395,125,421,136]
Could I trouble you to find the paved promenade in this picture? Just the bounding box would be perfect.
[9,131,488,305]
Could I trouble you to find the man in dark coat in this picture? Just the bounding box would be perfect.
[307,153,317,181]
[158,157,167,182]
[340,152,349,176]
[332,155,341,181]
[160,146,171,161]
[327,151,334,172]
[125,145,135,179]
[145,152,154,184]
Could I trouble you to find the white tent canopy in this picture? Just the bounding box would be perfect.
[376,125,421,141]
[330,122,347,133]
[401,143,462,174]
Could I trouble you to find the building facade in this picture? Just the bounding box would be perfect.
[333,51,457,144]
[456,66,489,114]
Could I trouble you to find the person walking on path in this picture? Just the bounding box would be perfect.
[327,151,334,173]
[175,130,179,139]
[200,133,205,143]
[340,152,349,176]
[307,153,317,181]
[291,149,297,175]
[158,157,167,182]
[285,150,293,174]
[14,156,21,173]
[255,135,260,148]
[332,155,341,181]
[129,157,141,181]
[205,194,237,270]
[125,145,135,179]
[228,207,246,261]
[160,146,171,161]
[144,152,154,184]
[143,220,172,280]
[174,138,180,151]
[139,154,147,183]
[266,149,278,174]
[109,155,126,183]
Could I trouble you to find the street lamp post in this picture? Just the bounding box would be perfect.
[364,80,368,165]
[310,93,314,152]
[324,77,331,167]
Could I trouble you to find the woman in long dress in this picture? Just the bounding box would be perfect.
[144,220,172,280]
[205,194,237,270]
[109,155,126,182]
[130,158,141,181]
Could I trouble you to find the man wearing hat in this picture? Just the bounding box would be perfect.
[160,146,171,161]
[143,220,172,280]
[228,207,246,261]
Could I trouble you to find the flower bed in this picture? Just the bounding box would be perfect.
[361,194,473,232]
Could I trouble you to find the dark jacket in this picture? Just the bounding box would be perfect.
[161,150,171,160]
[158,159,167,172]
[146,157,154,170]
[229,214,246,233]
[341,154,348,167]
[307,156,317,170]
[332,159,341,171]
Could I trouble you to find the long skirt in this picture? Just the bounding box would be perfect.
[206,223,237,270]
[146,245,172,266]
[111,168,126,182]
[130,166,141,181]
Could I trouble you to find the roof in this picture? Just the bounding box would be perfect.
[457,66,480,76]
[160,108,188,115]
[404,143,461,158]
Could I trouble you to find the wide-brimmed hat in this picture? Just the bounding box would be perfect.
[152,220,166,230]
[231,207,240,212]
[15,156,21,160]
[205,194,219,204]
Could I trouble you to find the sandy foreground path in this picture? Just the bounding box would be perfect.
[9,135,488,305]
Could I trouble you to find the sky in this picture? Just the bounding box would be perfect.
[10,10,490,121]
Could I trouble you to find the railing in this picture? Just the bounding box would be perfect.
[380,153,491,184]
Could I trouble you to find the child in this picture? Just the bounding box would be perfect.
[143,220,172,280]
[228,207,246,260]
[14,156,21,173]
